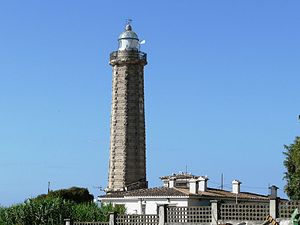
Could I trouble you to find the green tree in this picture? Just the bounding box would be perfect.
[283,136,300,200]
[36,187,94,204]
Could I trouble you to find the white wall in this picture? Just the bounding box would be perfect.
[101,198,142,214]
[100,197,189,215]
[144,198,188,214]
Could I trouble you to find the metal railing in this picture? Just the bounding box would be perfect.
[109,51,147,62]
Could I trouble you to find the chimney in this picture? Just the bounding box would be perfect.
[232,180,241,194]
[169,178,176,188]
[161,179,168,187]
[189,178,198,194]
[198,176,209,192]
[269,185,279,198]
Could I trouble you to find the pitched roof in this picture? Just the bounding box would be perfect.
[101,187,188,198]
[183,187,269,201]
[100,186,269,201]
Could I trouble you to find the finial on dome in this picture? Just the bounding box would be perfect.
[125,24,132,31]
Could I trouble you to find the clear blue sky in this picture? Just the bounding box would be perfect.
[0,1,299,206]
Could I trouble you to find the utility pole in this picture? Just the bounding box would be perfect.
[48,181,51,194]
[221,173,224,190]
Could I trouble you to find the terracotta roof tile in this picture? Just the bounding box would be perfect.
[101,187,188,198]
[101,187,269,201]
[178,187,269,201]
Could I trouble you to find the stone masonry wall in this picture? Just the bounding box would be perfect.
[107,51,147,192]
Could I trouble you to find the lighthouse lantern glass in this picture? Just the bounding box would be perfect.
[118,39,139,51]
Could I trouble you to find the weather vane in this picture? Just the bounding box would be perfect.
[126,18,132,26]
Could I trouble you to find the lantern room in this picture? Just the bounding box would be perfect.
[118,24,140,51]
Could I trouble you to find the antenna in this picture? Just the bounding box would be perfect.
[221,173,224,190]
[48,181,51,194]
[93,186,105,195]
[185,165,188,184]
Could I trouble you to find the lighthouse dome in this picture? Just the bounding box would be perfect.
[118,24,139,40]
[118,24,140,51]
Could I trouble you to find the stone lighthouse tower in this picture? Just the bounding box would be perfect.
[107,24,148,193]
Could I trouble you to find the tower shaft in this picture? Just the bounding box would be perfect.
[108,50,147,192]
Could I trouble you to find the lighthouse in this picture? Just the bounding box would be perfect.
[107,24,148,193]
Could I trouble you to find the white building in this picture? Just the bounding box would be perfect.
[99,173,274,215]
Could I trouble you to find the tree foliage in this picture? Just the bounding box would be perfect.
[283,136,300,200]
[72,203,125,222]
[36,187,94,204]
[100,203,126,222]
[0,190,126,224]
[0,198,125,225]
[0,197,73,225]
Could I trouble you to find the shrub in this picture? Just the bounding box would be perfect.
[71,202,126,222]
[100,203,126,222]
[72,203,103,222]
[0,197,73,225]
[0,199,126,224]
